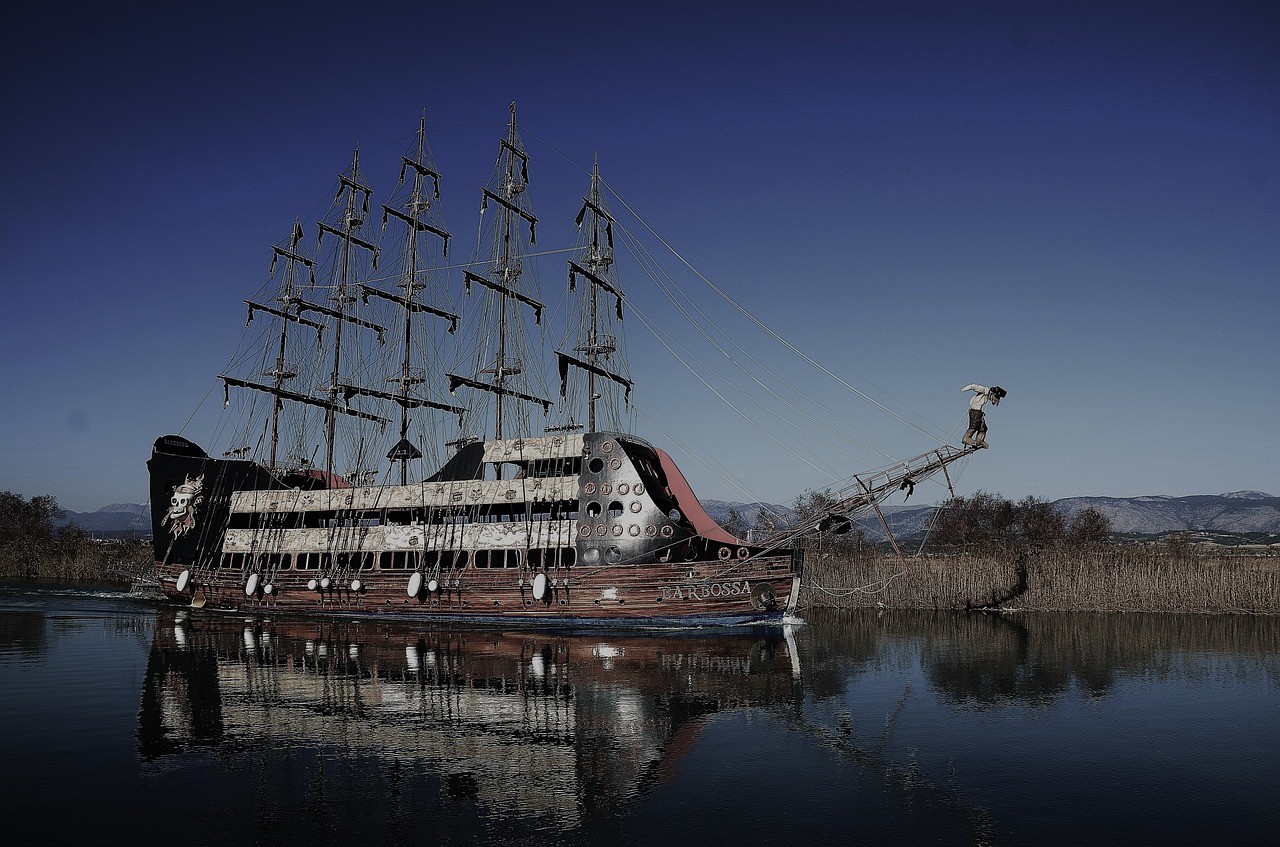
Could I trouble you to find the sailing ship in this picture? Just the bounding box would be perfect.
[146,105,984,625]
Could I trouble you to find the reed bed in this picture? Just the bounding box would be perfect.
[0,537,150,584]
[800,546,1280,615]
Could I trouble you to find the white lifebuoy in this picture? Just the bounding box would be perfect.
[245,573,259,596]
[350,579,362,592]
[307,578,319,592]
[427,578,439,593]
[407,572,423,597]
[319,577,331,590]
[532,572,548,601]
[263,583,275,596]
[175,569,191,593]
[718,546,731,561]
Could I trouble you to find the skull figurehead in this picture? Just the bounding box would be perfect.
[164,474,205,538]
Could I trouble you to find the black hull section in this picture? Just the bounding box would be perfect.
[147,435,286,572]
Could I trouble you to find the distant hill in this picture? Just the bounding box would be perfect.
[61,491,1280,541]
[1052,491,1280,535]
[57,503,150,537]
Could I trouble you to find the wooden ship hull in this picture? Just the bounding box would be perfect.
[149,430,800,626]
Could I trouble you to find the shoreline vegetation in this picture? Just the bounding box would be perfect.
[4,490,1276,615]
[0,492,150,584]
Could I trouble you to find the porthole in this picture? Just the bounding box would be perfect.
[595,524,607,537]
[605,546,622,563]
[589,457,605,473]
[628,525,640,537]
[668,508,682,522]
[634,483,645,495]
[579,524,592,537]
[617,483,630,495]
[600,482,613,496]
[583,547,600,564]
[660,525,674,538]
[608,501,624,519]
[629,501,642,513]
[645,525,657,537]
[586,502,602,518]
[609,457,622,470]
[612,525,623,537]
[601,440,614,453]
[584,481,596,495]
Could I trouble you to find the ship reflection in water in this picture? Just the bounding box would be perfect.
[138,611,801,830]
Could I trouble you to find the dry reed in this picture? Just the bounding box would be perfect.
[799,546,1280,615]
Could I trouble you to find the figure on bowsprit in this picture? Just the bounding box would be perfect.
[962,384,1006,448]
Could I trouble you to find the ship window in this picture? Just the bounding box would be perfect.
[273,554,292,570]
[474,549,518,568]
[533,546,575,569]
[380,551,413,570]
[585,502,602,519]
[608,501,624,519]
[589,457,604,474]
[605,546,622,564]
[336,552,373,571]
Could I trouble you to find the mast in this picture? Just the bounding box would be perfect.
[265,220,311,467]
[559,158,631,432]
[360,113,465,485]
[223,222,383,473]
[447,103,550,465]
[316,148,381,478]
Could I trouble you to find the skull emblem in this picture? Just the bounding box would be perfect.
[163,474,205,538]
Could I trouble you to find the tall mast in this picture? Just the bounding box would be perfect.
[354,113,465,485]
[398,123,427,474]
[494,103,518,440]
[560,158,631,432]
[222,154,393,479]
[267,220,308,467]
[447,102,550,461]
[318,148,380,478]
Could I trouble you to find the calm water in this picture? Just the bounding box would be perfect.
[2,584,1277,846]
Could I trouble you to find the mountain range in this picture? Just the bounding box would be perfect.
[61,492,1280,539]
[702,491,1280,539]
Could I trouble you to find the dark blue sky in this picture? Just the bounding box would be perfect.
[2,1,1277,511]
